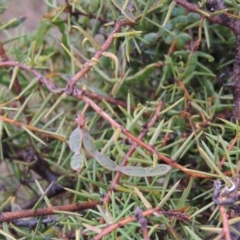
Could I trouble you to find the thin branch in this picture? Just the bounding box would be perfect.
[103,101,163,204]
[0,42,31,123]
[218,135,239,168]
[0,61,141,111]
[92,207,189,240]
[219,205,232,240]
[66,20,133,91]
[212,175,240,240]
[0,201,100,223]
[0,61,61,93]
[0,115,65,141]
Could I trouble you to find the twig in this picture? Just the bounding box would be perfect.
[92,207,189,240]
[103,101,164,204]
[212,176,240,240]
[0,115,65,141]
[219,205,232,240]
[0,61,141,111]
[0,61,61,93]
[66,19,133,92]
[0,42,31,123]
[218,135,239,168]
[0,201,100,223]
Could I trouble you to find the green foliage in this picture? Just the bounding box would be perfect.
[0,0,239,239]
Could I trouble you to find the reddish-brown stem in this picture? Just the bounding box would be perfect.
[92,207,188,240]
[219,205,231,240]
[0,61,142,112]
[0,201,100,223]
[218,135,239,168]
[0,115,65,141]
[0,43,32,124]
[0,61,60,93]
[66,20,132,91]
[103,101,163,204]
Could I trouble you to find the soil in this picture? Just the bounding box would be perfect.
[1,0,45,37]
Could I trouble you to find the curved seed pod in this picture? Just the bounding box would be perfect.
[70,153,84,171]
[82,128,171,177]
[82,129,119,170]
[122,8,135,23]
[92,151,119,171]
[118,164,171,177]
[82,128,97,153]
[111,0,124,10]
[69,128,82,153]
